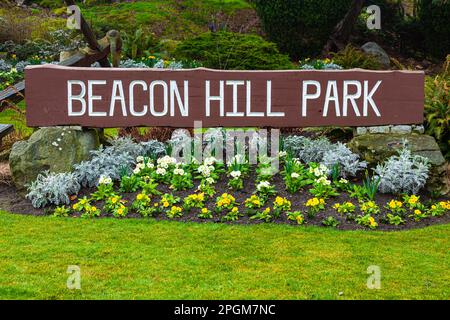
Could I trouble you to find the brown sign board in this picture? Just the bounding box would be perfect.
[25,65,424,128]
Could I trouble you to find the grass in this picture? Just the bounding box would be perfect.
[80,0,252,39]
[0,210,448,299]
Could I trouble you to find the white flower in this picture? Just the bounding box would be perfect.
[316,176,331,186]
[257,181,271,191]
[136,156,144,163]
[146,162,154,169]
[204,156,217,166]
[156,167,167,176]
[313,168,322,177]
[173,168,185,176]
[57,138,61,142]
[230,170,241,179]
[339,178,348,184]
[206,177,215,184]
[291,172,300,179]
[52,142,58,147]
[99,175,112,185]
[278,151,287,158]
[198,164,213,177]
[133,168,141,174]
[136,162,145,170]
[191,158,199,165]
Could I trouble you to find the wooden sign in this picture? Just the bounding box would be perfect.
[25,65,424,128]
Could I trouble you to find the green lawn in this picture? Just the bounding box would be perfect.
[0,210,448,299]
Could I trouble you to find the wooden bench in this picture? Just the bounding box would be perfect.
[0,124,14,148]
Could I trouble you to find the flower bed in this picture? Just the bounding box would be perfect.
[15,136,450,231]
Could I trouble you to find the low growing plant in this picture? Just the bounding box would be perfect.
[272,196,291,218]
[385,213,405,226]
[286,211,305,225]
[374,147,430,195]
[355,214,378,229]
[26,171,80,208]
[321,143,367,178]
[305,197,325,218]
[222,207,242,222]
[255,181,277,201]
[198,207,213,219]
[52,205,71,217]
[166,206,183,219]
[360,201,381,216]
[250,207,273,222]
[215,193,236,212]
[322,216,340,228]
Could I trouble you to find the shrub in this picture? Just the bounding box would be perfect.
[73,137,144,187]
[251,0,353,58]
[331,45,383,70]
[424,55,449,159]
[374,147,430,195]
[417,0,450,58]
[174,31,293,70]
[26,171,80,208]
[283,136,334,164]
[321,143,367,178]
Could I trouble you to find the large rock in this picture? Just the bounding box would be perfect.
[348,133,449,194]
[361,42,390,68]
[9,127,100,191]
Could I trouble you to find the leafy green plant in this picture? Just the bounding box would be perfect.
[305,197,325,218]
[385,213,405,226]
[255,181,277,202]
[424,56,449,159]
[282,154,312,193]
[131,193,152,216]
[250,207,273,222]
[91,177,116,201]
[322,216,340,228]
[170,166,193,191]
[362,172,380,201]
[52,206,71,217]
[198,207,213,219]
[174,31,293,70]
[119,175,142,193]
[331,45,383,70]
[121,28,157,59]
[222,207,242,222]
[355,214,378,229]
[286,211,305,225]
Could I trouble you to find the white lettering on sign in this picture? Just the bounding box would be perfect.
[66,79,383,118]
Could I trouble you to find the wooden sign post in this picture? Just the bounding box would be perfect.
[25,65,424,128]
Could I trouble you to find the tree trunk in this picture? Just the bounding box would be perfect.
[323,0,365,55]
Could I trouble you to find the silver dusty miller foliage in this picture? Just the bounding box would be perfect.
[374,147,430,194]
[321,142,367,178]
[26,171,80,208]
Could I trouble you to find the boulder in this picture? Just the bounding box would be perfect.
[348,133,449,194]
[361,42,390,68]
[9,127,100,191]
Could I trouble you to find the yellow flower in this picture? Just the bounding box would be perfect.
[72,204,78,210]
[408,195,419,205]
[296,215,303,223]
[414,209,422,215]
[136,194,144,201]
[231,207,238,213]
[111,197,119,204]
[91,206,97,212]
[117,208,124,215]
[162,201,169,208]
[201,208,208,214]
